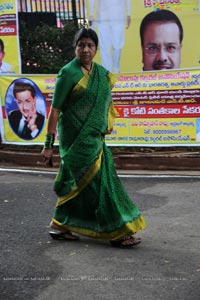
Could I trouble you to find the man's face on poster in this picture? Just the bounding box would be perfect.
[15,90,36,119]
[142,21,182,71]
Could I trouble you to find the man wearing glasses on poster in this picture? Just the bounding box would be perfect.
[140,9,183,71]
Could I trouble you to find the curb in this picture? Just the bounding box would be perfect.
[1,149,200,171]
[113,151,200,171]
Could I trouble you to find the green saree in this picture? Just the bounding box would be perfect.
[51,57,146,240]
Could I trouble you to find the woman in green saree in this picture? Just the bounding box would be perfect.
[41,28,146,248]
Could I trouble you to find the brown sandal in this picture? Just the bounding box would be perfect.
[110,236,141,248]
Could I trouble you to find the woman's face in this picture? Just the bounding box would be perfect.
[75,37,97,65]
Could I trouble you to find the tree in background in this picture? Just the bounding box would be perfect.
[19,20,79,74]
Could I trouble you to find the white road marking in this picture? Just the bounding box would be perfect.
[1,168,200,178]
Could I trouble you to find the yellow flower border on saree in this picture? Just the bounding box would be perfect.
[52,215,146,240]
[56,149,103,207]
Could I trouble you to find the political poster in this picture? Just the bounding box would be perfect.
[1,69,200,146]
[0,0,21,74]
[86,0,200,73]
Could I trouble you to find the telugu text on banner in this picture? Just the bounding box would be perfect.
[1,69,200,146]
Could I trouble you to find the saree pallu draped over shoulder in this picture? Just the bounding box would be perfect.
[52,58,146,240]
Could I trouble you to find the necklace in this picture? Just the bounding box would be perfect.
[81,63,92,74]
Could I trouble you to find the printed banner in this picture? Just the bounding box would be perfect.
[106,68,200,145]
[1,69,200,146]
[0,75,55,144]
[0,0,21,74]
[86,0,200,73]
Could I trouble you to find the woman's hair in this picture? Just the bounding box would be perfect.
[73,28,98,48]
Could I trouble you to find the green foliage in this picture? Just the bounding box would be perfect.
[19,20,79,74]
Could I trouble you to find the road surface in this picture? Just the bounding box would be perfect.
[1,169,200,300]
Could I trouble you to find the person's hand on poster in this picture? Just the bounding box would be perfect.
[26,102,38,132]
[88,16,94,27]
[126,15,131,29]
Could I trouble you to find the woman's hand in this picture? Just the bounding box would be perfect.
[41,108,60,167]
[126,16,131,29]
[41,148,53,167]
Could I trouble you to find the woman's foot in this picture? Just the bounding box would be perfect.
[49,221,79,240]
[110,235,141,248]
